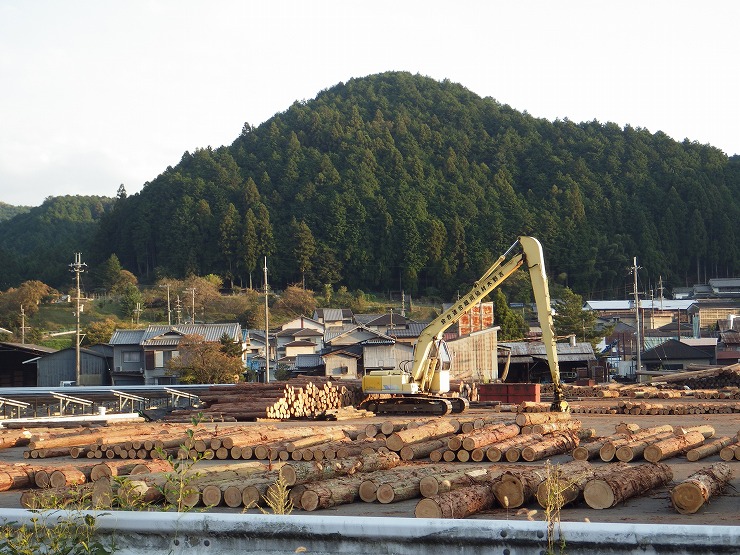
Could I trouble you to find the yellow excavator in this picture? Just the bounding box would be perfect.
[360,236,569,415]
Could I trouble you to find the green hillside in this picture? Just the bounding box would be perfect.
[3,72,739,301]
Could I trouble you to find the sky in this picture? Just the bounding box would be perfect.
[1,1,738,207]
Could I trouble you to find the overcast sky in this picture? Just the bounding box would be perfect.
[1,1,738,207]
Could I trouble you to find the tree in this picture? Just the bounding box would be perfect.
[291,218,316,288]
[553,287,600,345]
[219,331,243,358]
[167,334,244,384]
[276,285,317,316]
[83,317,118,346]
[119,283,144,320]
[100,254,123,292]
[493,290,528,340]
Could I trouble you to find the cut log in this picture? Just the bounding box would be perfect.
[521,432,580,462]
[583,462,673,509]
[493,466,550,508]
[279,452,401,486]
[415,483,495,519]
[515,411,571,427]
[536,461,628,510]
[0,466,33,491]
[599,425,675,462]
[615,431,675,463]
[643,431,707,463]
[385,419,460,452]
[675,425,715,439]
[486,434,543,463]
[460,423,520,451]
[300,474,366,511]
[719,442,739,461]
[670,463,734,514]
[398,439,448,461]
[686,436,736,462]
[419,467,492,498]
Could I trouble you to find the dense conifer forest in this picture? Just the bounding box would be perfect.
[1,72,738,300]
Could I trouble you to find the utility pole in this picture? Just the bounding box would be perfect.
[658,276,664,311]
[264,256,270,383]
[69,253,86,386]
[174,296,183,325]
[630,257,642,380]
[160,283,172,325]
[20,305,28,344]
[183,288,196,324]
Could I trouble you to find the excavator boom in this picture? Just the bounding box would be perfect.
[361,236,569,413]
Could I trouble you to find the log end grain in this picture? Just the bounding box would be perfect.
[385,433,404,452]
[223,485,243,508]
[359,480,378,503]
[670,482,706,514]
[301,490,320,512]
[583,479,615,509]
[376,483,395,504]
[279,465,297,487]
[419,476,440,498]
[414,497,443,518]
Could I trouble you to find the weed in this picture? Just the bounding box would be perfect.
[259,475,294,515]
[0,488,114,554]
[542,460,567,555]
[153,413,207,512]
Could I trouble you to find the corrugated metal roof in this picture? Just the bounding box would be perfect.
[142,324,241,345]
[295,354,324,368]
[320,308,344,322]
[388,322,428,338]
[499,341,595,359]
[109,329,146,345]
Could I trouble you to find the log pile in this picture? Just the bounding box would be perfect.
[168,378,363,421]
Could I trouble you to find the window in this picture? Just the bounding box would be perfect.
[122,351,141,363]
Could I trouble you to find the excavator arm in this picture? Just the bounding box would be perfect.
[410,236,568,411]
[361,236,569,413]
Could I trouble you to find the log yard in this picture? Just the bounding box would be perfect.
[0,366,739,554]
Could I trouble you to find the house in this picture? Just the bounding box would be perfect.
[640,339,715,374]
[584,299,694,331]
[497,341,597,383]
[687,300,740,332]
[313,308,353,328]
[321,324,399,379]
[0,342,57,387]
[36,346,113,387]
[717,329,740,365]
[109,323,243,385]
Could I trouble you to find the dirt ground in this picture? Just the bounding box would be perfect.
[1,404,738,526]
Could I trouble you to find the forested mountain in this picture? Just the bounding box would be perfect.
[0,202,30,222]
[4,72,740,300]
[0,195,115,289]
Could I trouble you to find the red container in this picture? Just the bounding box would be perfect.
[478,383,509,402]
[508,383,540,399]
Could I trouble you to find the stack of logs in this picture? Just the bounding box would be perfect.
[168,377,362,421]
[2,413,738,518]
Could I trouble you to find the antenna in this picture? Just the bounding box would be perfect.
[628,257,642,378]
[69,253,87,385]
[264,256,270,383]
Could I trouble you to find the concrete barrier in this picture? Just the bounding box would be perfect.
[0,509,738,554]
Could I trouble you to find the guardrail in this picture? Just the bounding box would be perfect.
[0,510,737,554]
